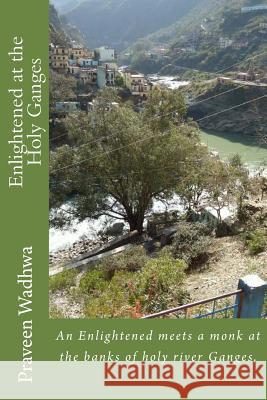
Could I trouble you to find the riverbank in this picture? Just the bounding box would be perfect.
[187,80,267,137]
[49,237,105,267]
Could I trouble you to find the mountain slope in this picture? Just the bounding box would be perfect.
[122,0,267,74]
[65,0,202,50]
[167,0,267,72]
[49,3,85,46]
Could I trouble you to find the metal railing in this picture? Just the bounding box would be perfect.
[142,289,243,319]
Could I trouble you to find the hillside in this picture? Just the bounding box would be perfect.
[65,0,201,50]
[186,80,267,136]
[167,0,267,72]
[49,3,85,46]
[121,0,267,74]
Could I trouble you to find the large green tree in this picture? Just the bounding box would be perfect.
[50,89,204,233]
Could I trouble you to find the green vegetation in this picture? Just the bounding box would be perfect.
[50,89,202,233]
[80,252,187,318]
[49,305,65,318]
[170,223,211,268]
[187,81,267,135]
[49,70,77,104]
[169,0,267,72]
[97,246,148,278]
[49,269,77,292]
[246,229,267,255]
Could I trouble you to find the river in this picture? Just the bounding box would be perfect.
[200,130,267,169]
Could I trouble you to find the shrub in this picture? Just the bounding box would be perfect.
[246,229,266,255]
[84,271,138,318]
[83,255,188,318]
[98,246,148,279]
[138,255,187,314]
[49,269,77,292]
[170,222,211,267]
[79,269,108,295]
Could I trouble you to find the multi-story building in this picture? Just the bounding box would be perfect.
[78,58,99,68]
[97,65,116,88]
[69,47,94,60]
[79,68,98,85]
[95,46,116,62]
[219,37,233,49]
[122,69,150,97]
[49,44,69,71]
[67,65,81,76]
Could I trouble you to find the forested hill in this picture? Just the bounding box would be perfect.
[64,0,202,50]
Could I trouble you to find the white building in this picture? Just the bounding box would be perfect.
[219,37,233,49]
[96,46,116,62]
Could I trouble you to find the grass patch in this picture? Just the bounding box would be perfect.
[246,229,266,255]
[49,305,64,319]
[49,269,77,292]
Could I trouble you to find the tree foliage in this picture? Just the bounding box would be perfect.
[49,70,77,104]
[50,89,203,232]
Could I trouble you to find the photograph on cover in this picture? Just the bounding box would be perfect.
[49,0,267,319]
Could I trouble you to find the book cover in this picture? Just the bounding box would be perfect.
[0,0,266,398]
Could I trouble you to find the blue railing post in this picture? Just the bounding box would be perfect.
[234,275,267,318]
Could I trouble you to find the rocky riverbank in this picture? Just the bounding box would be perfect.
[49,238,105,267]
[187,81,267,138]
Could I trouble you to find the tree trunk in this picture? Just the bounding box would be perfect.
[127,213,145,234]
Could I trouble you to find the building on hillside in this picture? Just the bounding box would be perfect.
[122,69,151,97]
[97,65,116,88]
[77,93,94,112]
[95,46,116,62]
[78,58,99,68]
[69,47,93,60]
[55,102,80,113]
[232,40,248,50]
[219,37,233,49]
[49,44,69,71]
[236,71,256,81]
[67,65,81,76]
[68,59,78,66]
[88,99,119,112]
[79,68,98,85]
[241,5,267,13]
[217,76,233,84]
